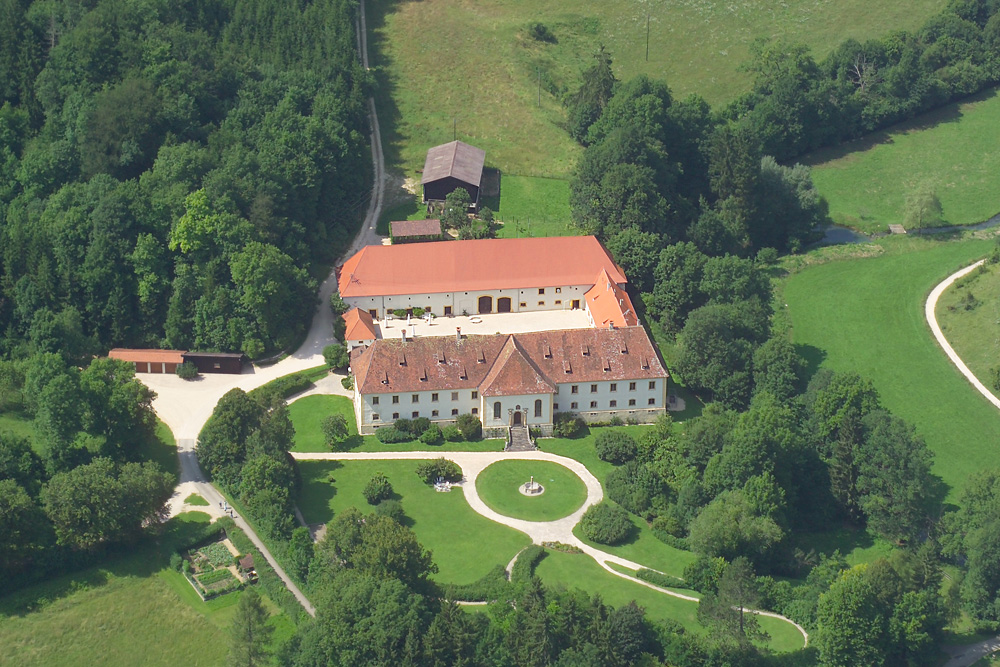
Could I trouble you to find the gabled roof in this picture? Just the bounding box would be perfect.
[353,327,666,395]
[391,219,442,238]
[421,141,485,187]
[337,236,627,298]
[109,349,185,364]
[343,307,378,342]
[585,269,639,329]
[480,336,556,397]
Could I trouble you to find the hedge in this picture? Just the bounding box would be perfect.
[249,373,312,404]
[442,565,510,602]
[635,568,691,592]
[510,545,546,585]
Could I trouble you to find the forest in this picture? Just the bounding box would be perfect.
[0,0,370,360]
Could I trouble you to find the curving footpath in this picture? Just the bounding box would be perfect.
[292,450,809,646]
[927,260,1000,666]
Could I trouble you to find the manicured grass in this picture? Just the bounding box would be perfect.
[368,0,941,178]
[486,175,577,239]
[476,460,587,521]
[297,460,531,585]
[808,88,1000,233]
[0,406,35,442]
[538,426,650,487]
[572,514,697,579]
[0,513,292,666]
[184,493,209,506]
[784,236,1000,501]
[138,420,179,479]
[534,549,806,653]
[936,260,1000,390]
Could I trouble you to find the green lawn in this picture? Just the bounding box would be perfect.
[0,406,34,442]
[936,260,1000,390]
[476,460,587,521]
[0,513,292,666]
[784,236,1000,502]
[486,175,576,239]
[808,88,1000,233]
[534,549,806,653]
[538,425,651,486]
[185,493,209,506]
[297,460,530,585]
[573,514,697,580]
[368,0,941,179]
[791,527,893,568]
[139,420,179,479]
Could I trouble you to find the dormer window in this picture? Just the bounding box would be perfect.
[544,345,552,359]
[582,345,590,357]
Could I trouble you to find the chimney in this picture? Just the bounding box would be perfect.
[456,327,462,343]
[401,329,407,343]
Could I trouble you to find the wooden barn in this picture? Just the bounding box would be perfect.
[390,219,443,244]
[421,141,485,211]
[109,349,185,374]
[181,351,246,374]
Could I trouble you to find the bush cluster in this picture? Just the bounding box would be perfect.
[415,458,463,484]
[175,362,199,380]
[552,412,585,438]
[455,413,482,441]
[595,430,638,464]
[580,501,633,545]
[363,473,393,505]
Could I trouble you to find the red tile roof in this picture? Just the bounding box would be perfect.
[390,219,442,238]
[585,269,639,329]
[109,349,185,364]
[338,236,627,298]
[354,327,666,395]
[421,141,485,187]
[343,307,378,342]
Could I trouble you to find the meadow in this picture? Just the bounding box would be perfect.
[367,0,943,179]
[0,513,292,666]
[808,88,1000,233]
[296,459,531,585]
[784,235,1000,502]
[936,260,1000,390]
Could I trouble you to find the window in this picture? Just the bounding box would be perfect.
[571,402,578,409]
[610,400,617,408]
[471,408,478,415]
[213,362,221,370]
[432,410,439,417]
[520,302,526,307]
[534,399,542,417]
[590,384,598,393]
[555,287,561,293]
[538,288,545,295]
[649,381,656,390]
[553,403,559,410]
[555,300,562,305]
[452,409,459,416]
[494,402,502,419]
[538,301,545,306]
[432,393,439,402]
[610,383,617,392]
[648,398,656,405]
[373,414,380,421]
[412,394,419,403]
[590,401,598,409]
[392,395,399,404]
[392,412,399,419]
[372,396,380,405]
[571,385,578,394]
[629,382,636,391]
[451,392,459,401]
[471,391,478,399]
[628,399,636,406]
[412,411,419,418]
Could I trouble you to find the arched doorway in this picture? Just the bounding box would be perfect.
[512,411,522,426]
[497,297,512,313]
[478,295,493,314]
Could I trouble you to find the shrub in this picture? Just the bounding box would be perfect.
[415,458,463,484]
[510,545,546,584]
[322,414,350,450]
[528,21,556,43]
[552,412,585,438]
[410,417,431,435]
[636,568,689,591]
[176,362,199,380]
[170,552,183,571]
[444,565,510,602]
[330,293,349,316]
[394,418,413,434]
[595,431,638,464]
[580,502,633,545]
[991,366,1000,392]
[412,307,425,318]
[374,499,406,524]
[442,425,462,442]
[455,413,482,441]
[375,426,410,444]
[419,424,443,445]
[363,472,393,505]
[249,373,311,403]
[324,343,350,369]
[341,376,354,390]
[392,309,407,318]
[606,460,664,516]
[609,416,624,426]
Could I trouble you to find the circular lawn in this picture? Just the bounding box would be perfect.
[476,460,587,522]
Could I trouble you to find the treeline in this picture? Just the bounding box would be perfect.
[0,0,369,359]
[0,356,173,592]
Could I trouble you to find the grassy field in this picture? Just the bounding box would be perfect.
[368,0,943,179]
[297,460,530,584]
[784,235,1000,502]
[0,513,292,666]
[936,260,1000,389]
[808,88,1000,233]
[572,514,697,579]
[476,460,587,521]
[534,549,806,653]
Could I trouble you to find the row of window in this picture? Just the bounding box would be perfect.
[556,398,655,410]
[570,381,655,394]
[372,396,658,422]
[373,407,479,422]
[374,391,477,405]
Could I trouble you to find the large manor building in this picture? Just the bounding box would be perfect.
[340,236,669,435]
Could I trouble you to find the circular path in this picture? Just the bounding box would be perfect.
[291,449,809,645]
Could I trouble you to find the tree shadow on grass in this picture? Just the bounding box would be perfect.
[795,343,827,384]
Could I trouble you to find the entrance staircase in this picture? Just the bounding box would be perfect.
[505,425,535,452]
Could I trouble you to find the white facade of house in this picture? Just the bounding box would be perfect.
[553,379,666,422]
[346,284,591,320]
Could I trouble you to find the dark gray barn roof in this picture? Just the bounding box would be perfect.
[421,141,485,187]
